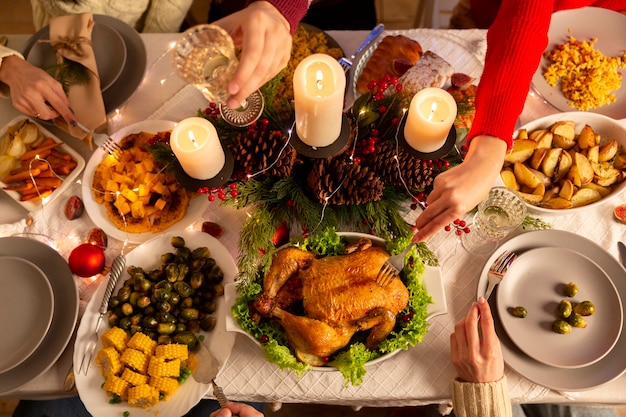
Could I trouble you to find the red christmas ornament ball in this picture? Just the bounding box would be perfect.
[69,243,106,277]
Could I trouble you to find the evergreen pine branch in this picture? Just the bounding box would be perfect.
[236,204,281,281]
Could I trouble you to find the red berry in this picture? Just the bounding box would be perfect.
[455,229,462,236]
[260,335,269,343]
[230,190,239,197]
[463,227,471,234]
[444,225,451,232]
[411,203,418,210]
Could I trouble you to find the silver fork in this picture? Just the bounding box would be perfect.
[338,23,384,72]
[485,250,517,300]
[75,121,123,159]
[78,254,126,375]
[375,243,414,287]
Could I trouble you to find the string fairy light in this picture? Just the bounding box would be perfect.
[247,121,295,180]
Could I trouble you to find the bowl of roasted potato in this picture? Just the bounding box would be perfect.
[500,112,626,213]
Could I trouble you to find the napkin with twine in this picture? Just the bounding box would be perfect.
[46,12,106,145]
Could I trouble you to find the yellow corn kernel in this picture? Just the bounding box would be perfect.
[121,348,149,374]
[121,367,149,386]
[95,346,123,377]
[154,344,188,360]
[127,332,157,356]
[101,327,129,353]
[127,384,160,408]
[103,375,130,400]
[149,376,179,399]
[148,357,181,378]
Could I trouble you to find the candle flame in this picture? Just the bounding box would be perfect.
[428,101,437,121]
[187,130,199,148]
[315,69,323,90]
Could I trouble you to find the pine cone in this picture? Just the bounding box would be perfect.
[368,140,435,191]
[307,158,384,205]
[229,129,297,178]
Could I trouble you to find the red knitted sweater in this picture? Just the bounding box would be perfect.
[468,0,626,148]
[247,0,309,34]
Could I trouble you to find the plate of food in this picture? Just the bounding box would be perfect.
[226,230,446,386]
[531,7,626,119]
[352,28,484,98]
[477,230,626,391]
[74,229,236,417]
[82,120,209,244]
[500,112,626,214]
[0,116,85,213]
[496,247,622,369]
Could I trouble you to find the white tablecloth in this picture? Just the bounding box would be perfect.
[1,29,626,408]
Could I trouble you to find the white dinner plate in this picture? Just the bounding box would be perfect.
[531,7,626,119]
[225,232,447,371]
[0,256,54,374]
[25,21,127,93]
[496,247,622,369]
[21,14,147,114]
[81,120,209,244]
[0,116,86,213]
[0,237,78,395]
[352,28,484,98]
[477,230,626,391]
[74,229,236,417]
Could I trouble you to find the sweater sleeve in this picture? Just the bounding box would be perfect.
[468,0,555,149]
[247,0,310,34]
[451,377,513,417]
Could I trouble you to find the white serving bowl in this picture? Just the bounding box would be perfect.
[508,112,626,215]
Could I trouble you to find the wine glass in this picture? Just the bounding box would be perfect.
[172,24,264,127]
[461,187,527,254]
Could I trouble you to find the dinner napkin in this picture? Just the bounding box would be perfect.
[46,12,106,145]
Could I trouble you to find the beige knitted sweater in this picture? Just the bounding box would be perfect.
[30,0,194,32]
[452,377,513,417]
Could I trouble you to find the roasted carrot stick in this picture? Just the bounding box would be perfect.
[19,142,62,161]
[1,168,41,184]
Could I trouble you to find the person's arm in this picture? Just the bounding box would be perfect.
[210,402,264,417]
[0,45,75,124]
[449,296,512,417]
[412,0,554,242]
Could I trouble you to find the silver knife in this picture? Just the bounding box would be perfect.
[192,342,230,409]
[618,241,626,268]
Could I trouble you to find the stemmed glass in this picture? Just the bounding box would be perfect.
[172,24,264,127]
[461,187,527,254]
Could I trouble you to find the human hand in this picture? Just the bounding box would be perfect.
[0,55,75,124]
[210,402,264,417]
[412,135,507,242]
[450,296,504,383]
[213,1,293,110]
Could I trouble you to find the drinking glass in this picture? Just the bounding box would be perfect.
[172,24,264,127]
[461,187,527,254]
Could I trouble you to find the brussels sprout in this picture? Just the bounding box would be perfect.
[136,295,151,309]
[175,247,192,263]
[552,320,572,334]
[117,286,132,302]
[511,306,527,318]
[153,287,171,303]
[134,276,152,293]
[191,246,211,259]
[573,300,595,316]
[173,331,198,349]
[190,272,204,289]
[161,252,176,264]
[143,316,158,329]
[567,313,587,328]
[556,300,572,319]
[180,308,199,320]
[154,280,172,292]
[563,282,579,297]
[173,281,194,298]
[121,303,133,316]
[171,236,186,248]
[155,301,172,313]
[191,257,207,271]
[158,322,176,335]
[156,310,175,323]
[157,335,172,344]
[119,317,131,330]
[200,316,217,332]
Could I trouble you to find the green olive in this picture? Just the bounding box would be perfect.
[573,300,596,316]
[511,306,528,318]
[567,313,587,328]
[563,282,579,297]
[157,322,176,335]
[556,300,572,319]
[552,320,572,334]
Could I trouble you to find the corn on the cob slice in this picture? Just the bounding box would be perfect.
[95,346,123,377]
[154,343,188,360]
[103,375,130,400]
[121,367,149,386]
[101,326,129,353]
[121,348,149,374]
[149,376,179,399]
[128,332,157,356]
[127,384,160,408]
[148,357,181,377]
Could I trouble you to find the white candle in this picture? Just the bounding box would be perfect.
[404,87,458,153]
[170,117,225,180]
[293,53,346,147]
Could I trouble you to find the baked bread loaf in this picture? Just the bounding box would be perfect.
[356,35,423,94]
[398,51,454,97]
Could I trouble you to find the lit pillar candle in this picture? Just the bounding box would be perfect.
[293,53,346,147]
[170,117,225,180]
[404,87,458,153]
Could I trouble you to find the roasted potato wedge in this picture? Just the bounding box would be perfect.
[504,139,536,164]
[571,188,602,207]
